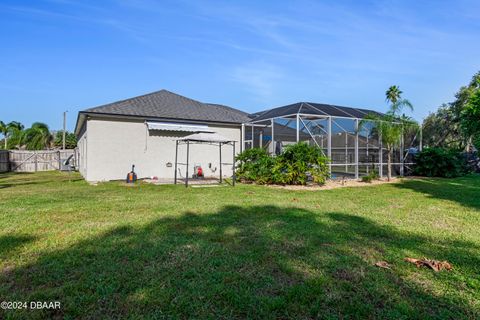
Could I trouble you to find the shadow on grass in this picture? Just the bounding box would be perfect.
[0,172,83,189]
[0,235,36,256]
[1,206,478,319]
[394,175,480,209]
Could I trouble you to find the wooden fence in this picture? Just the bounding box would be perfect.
[0,151,8,173]
[0,150,77,173]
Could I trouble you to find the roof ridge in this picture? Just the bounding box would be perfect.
[85,89,206,112]
[161,89,206,106]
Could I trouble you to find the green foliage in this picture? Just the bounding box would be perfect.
[414,148,469,178]
[273,142,329,185]
[461,88,480,149]
[23,122,53,150]
[422,104,466,149]
[0,121,77,150]
[423,71,480,150]
[54,131,78,149]
[385,85,403,104]
[361,170,380,183]
[235,148,275,184]
[0,121,7,149]
[0,121,24,149]
[236,143,329,185]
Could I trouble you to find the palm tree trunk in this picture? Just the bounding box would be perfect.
[4,137,6,149]
[387,149,392,181]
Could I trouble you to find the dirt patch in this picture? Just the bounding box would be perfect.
[265,177,412,191]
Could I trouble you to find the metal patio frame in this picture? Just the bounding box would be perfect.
[174,139,236,187]
[242,108,422,179]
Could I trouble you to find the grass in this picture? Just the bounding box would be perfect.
[0,172,479,319]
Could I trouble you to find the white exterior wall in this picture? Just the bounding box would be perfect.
[82,117,241,182]
[76,123,88,178]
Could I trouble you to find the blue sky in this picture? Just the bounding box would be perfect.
[0,0,479,131]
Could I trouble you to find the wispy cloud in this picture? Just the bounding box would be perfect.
[231,62,284,102]
[1,3,148,42]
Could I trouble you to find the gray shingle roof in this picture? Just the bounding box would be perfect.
[82,89,251,124]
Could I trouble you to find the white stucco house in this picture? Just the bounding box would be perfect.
[74,90,251,182]
[75,89,392,182]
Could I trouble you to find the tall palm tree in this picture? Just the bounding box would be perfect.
[361,86,418,181]
[386,85,414,115]
[24,122,53,150]
[385,85,402,104]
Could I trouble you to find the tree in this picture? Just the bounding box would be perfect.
[54,131,77,149]
[462,90,480,148]
[8,121,24,132]
[422,104,466,149]
[459,74,480,149]
[361,86,417,181]
[0,121,7,149]
[421,71,480,150]
[0,121,24,149]
[23,122,53,150]
[385,85,403,104]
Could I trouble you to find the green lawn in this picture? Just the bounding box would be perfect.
[0,172,479,319]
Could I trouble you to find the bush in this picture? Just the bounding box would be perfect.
[235,148,275,184]
[361,170,380,183]
[414,147,469,178]
[273,142,329,185]
[236,143,329,185]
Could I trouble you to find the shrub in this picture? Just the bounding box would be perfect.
[235,148,275,184]
[236,143,329,185]
[414,147,469,178]
[273,142,329,185]
[361,170,380,183]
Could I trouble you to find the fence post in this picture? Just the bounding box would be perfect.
[58,150,61,170]
[34,152,38,172]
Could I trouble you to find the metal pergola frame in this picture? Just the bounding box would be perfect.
[174,139,236,187]
[242,112,422,179]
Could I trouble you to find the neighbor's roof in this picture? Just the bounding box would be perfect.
[81,89,251,124]
[249,102,384,122]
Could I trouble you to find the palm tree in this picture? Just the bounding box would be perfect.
[54,131,77,149]
[361,86,418,181]
[386,85,402,104]
[386,85,414,115]
[0,121,7,149]
[0,121,24,149]
[8,121,24,132]
[24,122,53,150]
[6,122,25,149]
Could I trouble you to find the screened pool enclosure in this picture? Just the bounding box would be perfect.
[242,102,421,179]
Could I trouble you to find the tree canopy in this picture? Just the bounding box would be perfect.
[422,71,480,150]
[0,121,77,150]
[54,131,78,149]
